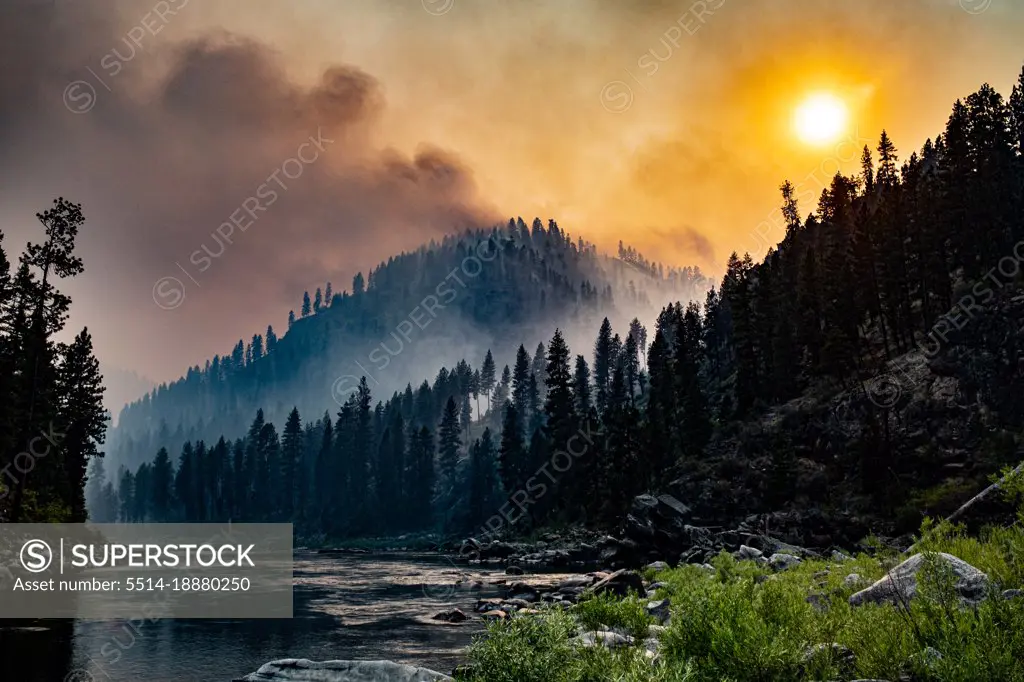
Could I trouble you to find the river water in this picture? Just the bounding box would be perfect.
[0,551,536,681]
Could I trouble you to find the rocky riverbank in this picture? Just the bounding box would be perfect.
[450,491,880,576]
[237,530,1024,681]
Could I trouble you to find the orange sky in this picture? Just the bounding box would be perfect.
[200,0,1022,270]
[1,0,1022,384]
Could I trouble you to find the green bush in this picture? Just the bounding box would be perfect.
[573,592,653,641]
[464,484,1024,681]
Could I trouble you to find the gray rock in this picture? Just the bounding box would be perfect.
[735,545,763,560]
[802,643,855,673]
[645,598,671,624]
[645,561,670,572]
[849,553,989,607]
[573,631,635,649]
[844,573,863,589]
[831,550,853,562]
[1002,589,1023,600]
[505,565,524,576]
[769,553,803,571]
[590,569,646,598]
[642,636,661,661]
[431,608,467,623]
[508,592,538,603]
[234,659,453,681]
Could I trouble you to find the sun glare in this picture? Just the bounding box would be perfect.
[793,92,849,146]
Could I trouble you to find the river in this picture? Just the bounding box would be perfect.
[0,551,540,681]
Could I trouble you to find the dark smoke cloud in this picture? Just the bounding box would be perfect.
[0,0,497,383]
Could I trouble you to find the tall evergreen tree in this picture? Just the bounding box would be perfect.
[438,396,462,487]
[281,407,303,520]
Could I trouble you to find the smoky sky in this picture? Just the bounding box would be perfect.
[1,0,1022,392]
[0,0,497,385]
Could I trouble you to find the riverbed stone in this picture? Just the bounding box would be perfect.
[431,608,467,623]
[769,553,803,571]
[645,598,671,624]
[589,569,646,598]
[235,659,453,681]
[573,631,634,649]
[735,545,763,560]
[849,553,989,607]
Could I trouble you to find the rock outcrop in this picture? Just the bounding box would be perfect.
[849,553,989,607]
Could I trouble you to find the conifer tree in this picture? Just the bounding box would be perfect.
[468,428,498,526]
[481,350,497,411]
[438,396,461,487]
[58,328,106,521]
[281,407,303,520]
[594,318,614,414]
[498,402,525,495]
[150,446,174,520]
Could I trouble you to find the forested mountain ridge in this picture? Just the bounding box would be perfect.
[108,219,709,473]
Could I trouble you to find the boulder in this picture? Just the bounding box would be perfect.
[431,608,467,623]
[645,561,670,572]
[849,553,989,607]
[234,659,453,681]
[645,598,671,624]
[735,545,763,560]
[769,553,803,571]
[622,494,694,556]
[590,569,646,598]
[505,565,524,576]
[573,631,635,649]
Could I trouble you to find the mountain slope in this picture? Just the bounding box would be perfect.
[108,218,709,471]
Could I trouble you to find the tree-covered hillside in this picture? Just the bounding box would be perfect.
[108,219,708,474]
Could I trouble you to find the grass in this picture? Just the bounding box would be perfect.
[458,474,1024,682]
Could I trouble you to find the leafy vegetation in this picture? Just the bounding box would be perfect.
[462,509,1024,681]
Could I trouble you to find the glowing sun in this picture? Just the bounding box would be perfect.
[793,92,849,145]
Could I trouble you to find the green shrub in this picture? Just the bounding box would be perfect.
[465,496,1024,681]
[573,592,653,640]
